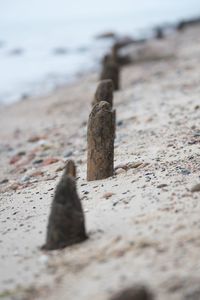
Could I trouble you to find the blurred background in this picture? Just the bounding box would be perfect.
[0,0,200,104]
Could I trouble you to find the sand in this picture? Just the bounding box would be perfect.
[0,25,200,300]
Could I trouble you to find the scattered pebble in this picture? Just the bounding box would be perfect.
[117,120,123,127]
[103,192,115,199]
[31,171,44,177]
[9,154,22,164]
[20,175,31,183]
[38,255,49,265]
[28,135,46,143]
[63,150,73,158]
[115,168,126,175]
[115,162,144,172]
[193,131,200,137]
[157,184,168,188]
[33,159,43,164]
[17,151,26,156]
[42,158,59,166]
[0,179,9,185]
[179,168,191,175]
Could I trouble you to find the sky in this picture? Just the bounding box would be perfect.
[1,0,200,22]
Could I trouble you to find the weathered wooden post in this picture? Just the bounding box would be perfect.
[110,285,153,300]
[100,54,120,91]
[87,101,115,181]
[42,160,87,250]
[92,79,113,107]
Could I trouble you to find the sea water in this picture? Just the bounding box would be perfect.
[0,0,200,104]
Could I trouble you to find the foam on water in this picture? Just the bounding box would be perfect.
[0,0,200,104]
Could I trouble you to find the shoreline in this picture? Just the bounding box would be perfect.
[1,14,199,107]
[1,23,200,300]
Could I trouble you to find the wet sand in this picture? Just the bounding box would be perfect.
[0,24,200,300]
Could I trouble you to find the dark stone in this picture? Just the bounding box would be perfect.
[180,169,191,175]
[193,131,200,137]
[157,184,168,188]
[33,159,43,165]
[117,120,123,127]
[17,151,26,156]
[0,179,9,185]
[63,150,73,158]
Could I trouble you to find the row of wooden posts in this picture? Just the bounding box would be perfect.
[42,51,120,251]
[88,46,119,180]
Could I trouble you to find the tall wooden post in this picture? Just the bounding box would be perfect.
[92,79,113,107]
[100,54,120,91]
[87,101,115,181]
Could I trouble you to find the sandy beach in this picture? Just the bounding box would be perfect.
[0,24,200,300]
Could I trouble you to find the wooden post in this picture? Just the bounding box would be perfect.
[87,101,115,181]
[110,285,153,300]
[92,79,113,107]
[42,160,87,250]
[100,54,120,91]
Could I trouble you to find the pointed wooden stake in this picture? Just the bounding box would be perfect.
[42,160,87,250]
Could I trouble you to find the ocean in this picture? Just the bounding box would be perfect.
[0,0,200,104]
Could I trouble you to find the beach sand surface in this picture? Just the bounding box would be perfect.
[0,25,200,300]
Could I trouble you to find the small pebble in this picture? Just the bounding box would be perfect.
[33,159,43,164]
[28,135,46,143]
[157,184,168,188]
[38,255,49,265]
[115,168,126,175]
[117,120,123,127]
[0,179,9,184]
[20,175,30,183]
[63,150,73,158]
[103,192,115,199]
[42,158,59,166]
[180,169,191,175]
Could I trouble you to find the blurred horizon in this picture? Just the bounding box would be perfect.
[0,0,200,104]
[1,0,200,22]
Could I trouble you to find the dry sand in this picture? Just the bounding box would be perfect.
[0,25,200,300]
